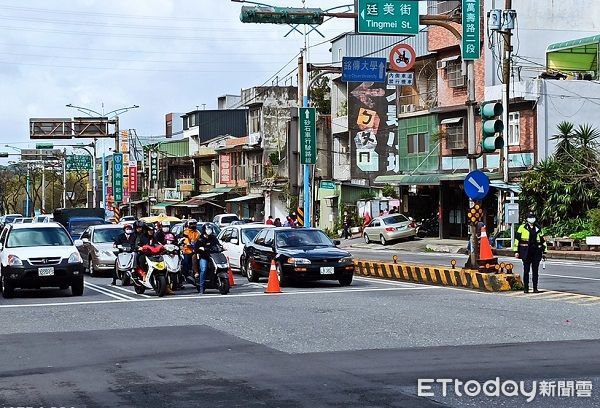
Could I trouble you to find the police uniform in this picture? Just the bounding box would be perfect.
[513,219,547,293]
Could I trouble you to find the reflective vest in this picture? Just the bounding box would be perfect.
[512,224,547,252]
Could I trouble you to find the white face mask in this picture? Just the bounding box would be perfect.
[527,217,536,224]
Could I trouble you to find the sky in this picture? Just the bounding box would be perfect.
[0,0,354,155]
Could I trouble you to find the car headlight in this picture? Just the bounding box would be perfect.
[7,255,22,266]
[338,257,353,264]
[288,257,311,265]
[68,252,83,264]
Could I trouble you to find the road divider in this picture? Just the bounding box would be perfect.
[353,260,522,292]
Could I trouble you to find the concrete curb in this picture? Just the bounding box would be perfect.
[354,259,522,292]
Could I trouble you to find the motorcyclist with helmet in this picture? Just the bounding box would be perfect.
[193,223,221,294]
[111,223,137,285]
[181,219,201,283]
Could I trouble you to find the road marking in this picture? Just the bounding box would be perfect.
[0,285,435,309]
[108,284,152,298]
[85,282,135,300]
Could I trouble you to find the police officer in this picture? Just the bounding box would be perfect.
[513,212,547,293]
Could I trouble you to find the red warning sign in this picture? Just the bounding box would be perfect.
[389,44,416,73]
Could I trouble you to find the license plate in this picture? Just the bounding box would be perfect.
[38,267,55,276]
[320,267,335,275]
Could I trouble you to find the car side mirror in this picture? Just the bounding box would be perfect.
[74,239,84,247]
[333,239,341,246]
[230,238,239,245]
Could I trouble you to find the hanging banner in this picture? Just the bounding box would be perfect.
[128,161,138,193]
[112,153,123,202]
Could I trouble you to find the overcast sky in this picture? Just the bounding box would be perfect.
[0,0,354,155]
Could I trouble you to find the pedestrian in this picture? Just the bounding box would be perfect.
[274,217,282,227]
[513,212,547,293]
[266,215,274,225]
[181,219,201,283]
[342,211,352,239]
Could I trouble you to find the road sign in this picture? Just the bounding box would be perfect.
[461,0,481,60]
[357,0,419,35]
[342,57,387,83]
[389,43,416,72]
[65,155,92,171]
[113,153,123,202]
[299,107,316,165]
[467,203,484,225]
[464,170,490,201]
[388,72,414,86]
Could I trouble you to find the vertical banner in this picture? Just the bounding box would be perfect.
[112,153,123,203]
[149,150,158,184]
[128,161,138,193]
[461,0,481,60]
[299,107,317,165]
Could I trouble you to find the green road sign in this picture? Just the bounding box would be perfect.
[65,155,92,171]
[299,107,317,165]
[461,0,481,60]
[113,153,123,202]
[357,0,419,35]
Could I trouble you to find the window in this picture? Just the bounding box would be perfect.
[446,122,466,149]
[508,112,520,146]
[249,108,261,133]
[447,60,465,88]
[407,133,428,154]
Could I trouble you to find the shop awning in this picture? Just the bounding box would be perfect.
[225,194,262,203]
[440,117,463,125]
[151,202,173,210]
[546,34,600,74]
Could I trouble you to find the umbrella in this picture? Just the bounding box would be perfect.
[140,214,181,223]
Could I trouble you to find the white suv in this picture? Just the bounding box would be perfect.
[0,222,85,298]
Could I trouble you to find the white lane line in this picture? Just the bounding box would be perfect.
[542,273,600,282]
[109,284,152,298]
[0,286,435,309]
[85,282,135,300]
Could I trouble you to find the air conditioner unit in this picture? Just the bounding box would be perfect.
[437,60,447,70]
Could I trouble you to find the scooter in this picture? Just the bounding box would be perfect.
[115,244,135,286]
[132,244,168,297]
[194,244,230,295]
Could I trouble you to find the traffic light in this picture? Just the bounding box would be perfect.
[480,102,504,152]
[240,6,324,25]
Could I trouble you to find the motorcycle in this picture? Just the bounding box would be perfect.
[114,244,135,286]
[194,244,230,295]
[132,244,168,297]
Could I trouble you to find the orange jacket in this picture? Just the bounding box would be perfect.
[182,228,201,255]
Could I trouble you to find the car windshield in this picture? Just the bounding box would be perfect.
[276,230,333,248]
[383,215,408,225]
[241,228,263,244]
[71,220,105,236]
[93,228,123,243]
[6,227,72,248]
[221,216,239,224]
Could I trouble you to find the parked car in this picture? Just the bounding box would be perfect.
[218,224,274,271]
[0,222,84,298]
[363,214,416,245]
[243,227,354,286]
[33,215,54,223]
[76,224,124,276]
[213,213,240,228]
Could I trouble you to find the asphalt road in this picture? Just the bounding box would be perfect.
[347,246,600,297]
[1,275,600,407]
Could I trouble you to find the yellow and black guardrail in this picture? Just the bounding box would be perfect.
[354,260,522,292]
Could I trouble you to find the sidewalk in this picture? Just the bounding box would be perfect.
[339,235,600,262]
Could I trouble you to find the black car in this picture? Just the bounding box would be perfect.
[243,227,354,286]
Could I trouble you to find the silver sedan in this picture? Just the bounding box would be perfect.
[363,214,416,245]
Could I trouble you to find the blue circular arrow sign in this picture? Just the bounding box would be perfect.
[464,170,490,201]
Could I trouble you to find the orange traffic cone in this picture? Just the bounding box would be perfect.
[265,259,282,294]
[479,225,494,261]
[228,266,235,286]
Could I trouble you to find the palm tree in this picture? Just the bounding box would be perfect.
[550,121,576,161]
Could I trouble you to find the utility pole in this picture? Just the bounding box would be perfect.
[501,0,513,183]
